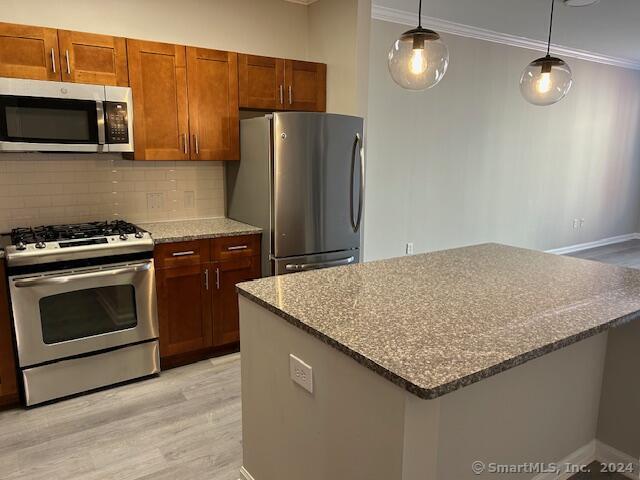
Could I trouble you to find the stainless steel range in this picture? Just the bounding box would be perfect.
[5,220,159,406]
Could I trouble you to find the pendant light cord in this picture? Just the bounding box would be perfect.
[546,0,555,56]
[418,0,422,28]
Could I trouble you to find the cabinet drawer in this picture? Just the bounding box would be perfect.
[211,234,260,261]
[154,240,210,268]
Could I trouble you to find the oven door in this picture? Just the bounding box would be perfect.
[0,94,105,152]
[9,261,158,368]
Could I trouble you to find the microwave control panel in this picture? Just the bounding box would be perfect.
[104,101,129,144]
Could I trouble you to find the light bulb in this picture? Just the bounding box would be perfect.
[536,72,552,94]
[409,48,427,75]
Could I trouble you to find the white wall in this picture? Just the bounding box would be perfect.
[308,0,371,116]
[364,19,640,261]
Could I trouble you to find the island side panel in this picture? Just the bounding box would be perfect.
[597,321,640,459]
[239,297,408,480]
[432,333,608,480]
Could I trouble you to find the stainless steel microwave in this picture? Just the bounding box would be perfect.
[0,77,133,153]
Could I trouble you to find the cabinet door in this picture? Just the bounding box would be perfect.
[0,22,60,81]
[238,54,285,111]
[187,47,239,161]
[284,60,326,112]
[127,39,190,160]
[0,261,18,406]
[156,264,213,357]
[58,30,128,86]
[212,256,261,347]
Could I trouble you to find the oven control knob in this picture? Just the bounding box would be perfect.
[35,241,46,249]
[16,241,26,251]
[119,234,128,241]
[134,231,143,239]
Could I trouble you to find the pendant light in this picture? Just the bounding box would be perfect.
[520,0,573,106]
[387,0,449,91]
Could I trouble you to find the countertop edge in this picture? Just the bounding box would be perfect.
[237,286,640,400]
[151,229,262,244]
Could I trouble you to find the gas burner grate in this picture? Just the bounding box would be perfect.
[11,220,141,246]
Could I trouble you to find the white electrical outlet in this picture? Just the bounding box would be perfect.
[289,354,313,394]
[573,219,579,229]
[579,218,585,228]
[406,242,414,255]
[146,193,164,210]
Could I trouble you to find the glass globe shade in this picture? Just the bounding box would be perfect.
[388,28,449,91]
[520,56,573,106]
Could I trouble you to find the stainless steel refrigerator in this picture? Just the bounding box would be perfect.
[226,112,364,276]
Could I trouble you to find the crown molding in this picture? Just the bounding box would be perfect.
[371,4,640,71]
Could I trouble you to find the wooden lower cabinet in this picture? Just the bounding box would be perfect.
[213,256,261,346]
[155,235,261,368]
[0,260,18,407]
[156,263,212,358]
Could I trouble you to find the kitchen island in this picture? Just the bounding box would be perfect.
[237,244,640,480]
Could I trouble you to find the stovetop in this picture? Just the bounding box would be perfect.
[11,220,143,247]
[5,220,154,268]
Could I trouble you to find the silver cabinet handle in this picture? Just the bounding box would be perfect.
[193,134,199,155]
[350,133,364,232]
[65,49,71,75]
[204,268,209,290]
[286,256,355,272]
[181,133,188,154]
[14,262,151,288]
[50,48,56,73]
[279,85,284,105]
[227,245,247,251]
[215,267,220,290]
[172,250,195,257]
[288,85,292,105]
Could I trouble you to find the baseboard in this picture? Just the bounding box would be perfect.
[595,440,639,480]
[239,466,255,480]
[237,444,636,480]
[531,440,596,480]
[545,233,640,255]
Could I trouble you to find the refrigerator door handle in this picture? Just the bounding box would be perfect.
[350,133,364,232]
[285,255,356,272]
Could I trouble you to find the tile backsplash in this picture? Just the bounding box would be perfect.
[0,153,225,233]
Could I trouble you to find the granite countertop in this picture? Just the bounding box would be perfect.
[237,243,640,400]
[139,218,261,244]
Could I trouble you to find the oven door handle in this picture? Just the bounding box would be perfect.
[13,263,152,288]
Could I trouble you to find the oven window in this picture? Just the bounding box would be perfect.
[39,285,137,344]
[0,95,99,144]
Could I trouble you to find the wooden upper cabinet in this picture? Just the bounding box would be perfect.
[58,30,128,86]
[238,54,285,111]
[0,22,60,81]
[187,47,239,161]
[285,60,326,112]
[240,56,327,112]
[127,39,189,161]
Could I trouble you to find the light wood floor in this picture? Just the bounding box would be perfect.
[2,241,640,480]
[0,353,242,480]
[568,239,640,268]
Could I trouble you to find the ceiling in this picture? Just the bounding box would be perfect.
[373,0,640,65]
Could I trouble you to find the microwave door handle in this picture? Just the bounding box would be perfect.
[96,101,106,145]
[13,262,152,288]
